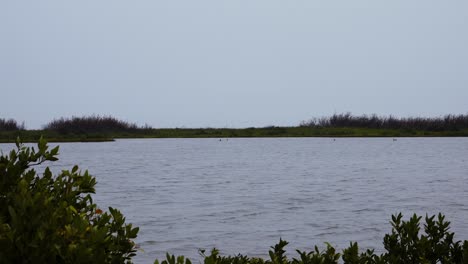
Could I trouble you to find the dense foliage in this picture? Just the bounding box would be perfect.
[44,115,151,134]
[300,113,468,131]
[160,214,468,264]
[0,118,25,131]
[0,138,139,263]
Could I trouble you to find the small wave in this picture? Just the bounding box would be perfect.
[351,208,376,213]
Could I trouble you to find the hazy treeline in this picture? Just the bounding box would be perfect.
[3,113,468,133]
[300,113,468,131]
[44,115,152,133]
[0,118,25,131]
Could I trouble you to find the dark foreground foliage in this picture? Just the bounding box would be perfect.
[159,214,468,264]
[44,115,151,134]
[0,138,139,263]
[301,113,468,131]
[0,118,25,131]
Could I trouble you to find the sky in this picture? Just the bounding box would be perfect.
[1,1,467,129]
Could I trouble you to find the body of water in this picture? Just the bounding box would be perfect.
[2,138,468,263]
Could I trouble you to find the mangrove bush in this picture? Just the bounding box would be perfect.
[160,213,468,264]
[0,138,139,263]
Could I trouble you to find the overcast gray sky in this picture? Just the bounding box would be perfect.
[1,1,467,129]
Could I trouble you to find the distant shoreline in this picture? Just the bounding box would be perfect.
[2,127,468,143]
[2,114,468,143]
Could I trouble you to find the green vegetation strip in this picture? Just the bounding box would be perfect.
[2,114,468,142]
[2,127,468,143]
[0,131,114,143]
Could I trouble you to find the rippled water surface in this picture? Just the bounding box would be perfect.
[2,138,468,263]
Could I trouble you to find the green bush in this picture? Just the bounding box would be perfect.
[157,214,468,264]
[160,217,468,264]
[0,138,139,263]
